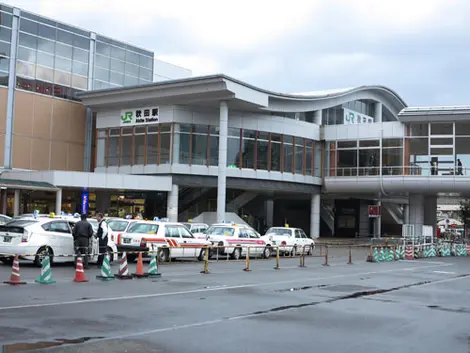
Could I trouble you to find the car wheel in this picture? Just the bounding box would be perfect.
[34,246,53,267]
[0,257,13,266]
[231,247,242,260]
[158,248,170,262]
[263,246,272,259]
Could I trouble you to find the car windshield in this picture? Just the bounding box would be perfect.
[88,219,98,231]
[5,220,38,227]
[127,222,159,234]
[182,223,191,228]
[108,220,129,232]
[266,228,292,236]
[206,226,235,237]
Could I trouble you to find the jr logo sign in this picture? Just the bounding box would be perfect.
[119,107,159,126]
[121,111,133,124]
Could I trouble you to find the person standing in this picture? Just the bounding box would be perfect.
[457,159,463,175]
[96,213,109,267]
[73,214,93,269]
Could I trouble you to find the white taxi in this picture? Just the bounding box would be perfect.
[106,218,139,243]
[262,227,315,256]
[0,217,118,267]
[116,221,211,262]
[205,223,272,260]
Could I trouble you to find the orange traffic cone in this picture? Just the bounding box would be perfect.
[3,255,26,285]
[115,252,133,279]
[72,257,89,283]
[132,252,148,278]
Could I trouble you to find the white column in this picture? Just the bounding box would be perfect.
[313,110,322,125]
[374,102,382,123]
[404,204,410,224]
[55,188,62,215]
[13,189,20,217]
[172,123,180,164]
[374,200,382,237]
[409,194,424,236]
[310,194,320,238]
[265,199,274,228]
[166,184,179,222]
[217,101,229,223]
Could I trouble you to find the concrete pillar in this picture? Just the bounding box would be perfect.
[166,184,178,222]
[374,200,382,237]
[4,8,20,169]
[409,194,424,236]
[172,123,180,164]
[374,102,382,123]
[265,199,274,228]
[404,204,410,224]
[424,195,437,236]
[313,110,322,125]
[310,194,320,238]
[217,101,228,223]
[13,189,20,217]
[55,188,62,215]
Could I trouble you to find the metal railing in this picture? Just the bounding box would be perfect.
[326,166,470,177]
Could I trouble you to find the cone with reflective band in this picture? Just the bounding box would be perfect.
[372,247,379,262]
[378,248,385,262]
[405,246,413,260]
[147,253,161,278]
[96,254,114,281]
[132,252,148,278]
[115,252,133,279]
[466,244,470,256]
[4,255,26,285]
[73,257,88,283]
[35,255,56,284]
[387,248,394,262]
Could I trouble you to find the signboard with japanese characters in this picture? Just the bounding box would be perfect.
[343,108,374,125]
[120,107,159,126]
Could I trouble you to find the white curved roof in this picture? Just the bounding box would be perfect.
[289,87,357,97]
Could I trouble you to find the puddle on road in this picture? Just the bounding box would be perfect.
[2,336,104,352]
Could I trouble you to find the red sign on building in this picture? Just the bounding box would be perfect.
[368,205,381,218]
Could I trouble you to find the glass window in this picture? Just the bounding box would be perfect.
[270,134,281,172]
[124,74,138,86]
[108,131,119,166]
[16,60,35,78]
[37,37,55,54]
[56,29,74,45]
[73,35,89,50]
[337,141,357,148]
[209,129,219,166]
[192,125,208,165]
[283,136,293,173]
[73,47,89,63]
[71,74,87,90]
[18,46,36,63]
[0,40,10,58]
[16,77,35,91]
[72,60,88,76]
[38,24,56,40]
[160,124,171,164]
[178,124,191,164]
[37,51,54,68]
[134,131,145,165]
[409,123,428,137]
[305,141,313,175]
[110,71,124,86]
[20,18,38,35]
[111,45,126,61]
[110,58,125,72]
[382,148,403,175]
[18,32,37,49]
[96,41,111,56]
[0,57,8,72]
[94,67,110,82]
[359,149,379,176]
[36,65,53,82]
[359,140,379,148]
[241,130,255,168]
[294,138,304,174]
[120,133,132,166]
[128,222,159,234]
[430,123,453,135]
[55,42,73,59]
[55,56,72,72]
[139,67,152,81]
[0,70,7,87]
[383,139,403,148]
[54,69,71,86]
[125,62,139,77]
[126,50,139,65]
[147,128,158,164]
[96,137,106,168]
[0,12,12,28]
[94,54,110,69]
[108,220,129,231]
[139,55,153,69]
[227,129,240,168]
[257,132,269,170]
[337,149,357,176]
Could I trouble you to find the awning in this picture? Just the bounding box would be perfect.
[0,178,58,192]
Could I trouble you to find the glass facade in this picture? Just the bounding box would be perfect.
[96,124,322,177]
[93,35,153,90]
[322,100,376,125]
[0,6,13,87]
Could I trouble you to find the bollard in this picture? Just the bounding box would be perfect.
[347,246,353,265]
[322,245,329,266]
[298,246,306,268]
[200,246,210,274]
[274,246,280,270]
[320,245,323,257]
[243,247,251,272]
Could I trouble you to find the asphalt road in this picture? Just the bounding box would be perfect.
[0,253,469,353]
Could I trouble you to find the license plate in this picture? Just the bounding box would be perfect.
[3,236,11,243]
[123,238,131,244]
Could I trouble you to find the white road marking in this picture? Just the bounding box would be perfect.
[433,271,456,275]
[0,262,453,311]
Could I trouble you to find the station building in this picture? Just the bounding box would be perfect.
[1,4,469,239]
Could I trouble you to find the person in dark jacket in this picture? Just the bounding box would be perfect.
[96,213,109,267]
[73,214,93,269]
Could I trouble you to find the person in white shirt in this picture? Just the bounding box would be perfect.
[96,212,109,267]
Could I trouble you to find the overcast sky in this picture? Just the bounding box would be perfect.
[3,0,470,107]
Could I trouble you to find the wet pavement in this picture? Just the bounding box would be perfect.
[0,254,469,353]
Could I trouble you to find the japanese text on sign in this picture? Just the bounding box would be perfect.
[120,107,159,126]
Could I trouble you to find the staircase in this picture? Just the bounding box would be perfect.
[320,201,335,233]
[383,203,404,225]
[226,192,258,212]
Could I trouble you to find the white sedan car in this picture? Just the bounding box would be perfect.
[116,221,211,262]
[0,217,118,266]
[262,227,315,256]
